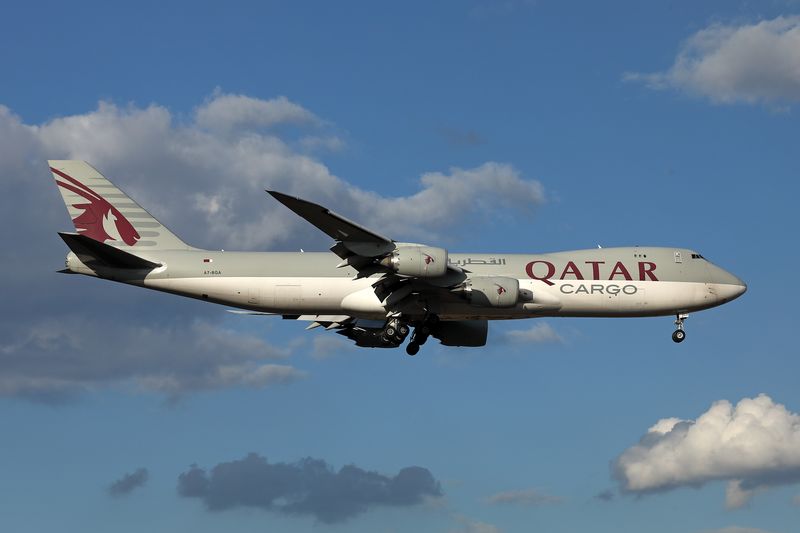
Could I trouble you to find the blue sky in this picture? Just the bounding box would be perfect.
[2,2,800,532]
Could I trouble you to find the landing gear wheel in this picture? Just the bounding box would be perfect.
[398,324,409,336]
[385,326,396,337]
[672,313,688,344]
[406,342,420,356]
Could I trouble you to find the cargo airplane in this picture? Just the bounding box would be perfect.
[49,161,746,355]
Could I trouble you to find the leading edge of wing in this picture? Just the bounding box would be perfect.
[266,191,392,244]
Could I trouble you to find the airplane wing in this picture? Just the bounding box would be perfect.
[267,191,466,310]
[268,191,391,245]
[267,191,395,273]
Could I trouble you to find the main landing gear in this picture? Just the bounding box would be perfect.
[381,318,410,346]
[406,315,439,356]
[672,313,688,343]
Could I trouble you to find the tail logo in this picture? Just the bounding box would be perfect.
[51,167,140,246]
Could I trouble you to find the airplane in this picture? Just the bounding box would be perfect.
[49,160,746,355]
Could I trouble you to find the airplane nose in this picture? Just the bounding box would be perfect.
[732,280,747,298]
[709,267,746,302]
[726,272,747,298]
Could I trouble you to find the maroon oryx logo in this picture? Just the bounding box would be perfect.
[424,254,435,265]
[495,284,507,295]
[51,167,140,246]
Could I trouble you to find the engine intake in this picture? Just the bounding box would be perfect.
[461,276,520,308]
[380,246,448,278]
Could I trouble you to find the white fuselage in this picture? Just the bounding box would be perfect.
[66,247,747,321]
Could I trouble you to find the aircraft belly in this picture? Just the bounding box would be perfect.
[148,276,377,314]
[146,275,725,320]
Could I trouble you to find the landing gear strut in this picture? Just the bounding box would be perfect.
[672,313,688,343]
[406,315,439,356]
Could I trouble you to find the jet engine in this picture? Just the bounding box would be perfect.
[432,320,488,347]
[379,246,448,277]
[459,276,520,308]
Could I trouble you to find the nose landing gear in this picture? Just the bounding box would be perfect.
[672,313,688,343]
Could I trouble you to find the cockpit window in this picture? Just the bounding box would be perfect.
[691,253,705,259]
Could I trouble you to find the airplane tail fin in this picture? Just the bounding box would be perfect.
[48,160,191,251]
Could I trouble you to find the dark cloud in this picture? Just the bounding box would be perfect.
[108,467,149,497]
[438,127,487,147]
[177,453,442,523]
[594,489,615,502]
[0,316,302,403]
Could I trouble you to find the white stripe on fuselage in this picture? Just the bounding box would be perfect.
[144,276,737,320]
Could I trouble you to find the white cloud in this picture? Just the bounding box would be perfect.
[299,135,346,152]
[503,322,562,343]
[311,335,352,359]
[724,479,761,510]
[195,93,319,131]
[7,92,545,251]
[624,16,800,104]
[613,394,800,506]
[354,163,544,242]
[485,488,562,506]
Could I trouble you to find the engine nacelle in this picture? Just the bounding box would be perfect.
[380,246,448,278]
[462,276,520,308]
[432,320,488,347]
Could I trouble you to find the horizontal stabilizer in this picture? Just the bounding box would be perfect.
[59,232,161,270]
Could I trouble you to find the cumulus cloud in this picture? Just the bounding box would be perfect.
[485,488,561,506]
[613,394,800,507]
[353,162,543,243]
[108,467,149,497]
[299,135,346,153]
[0,92,545,401]
[195,93,319,131]
[502,322,562,344]
[176,453,442,523]
[624,16,800,105]
[8,92,544,251]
